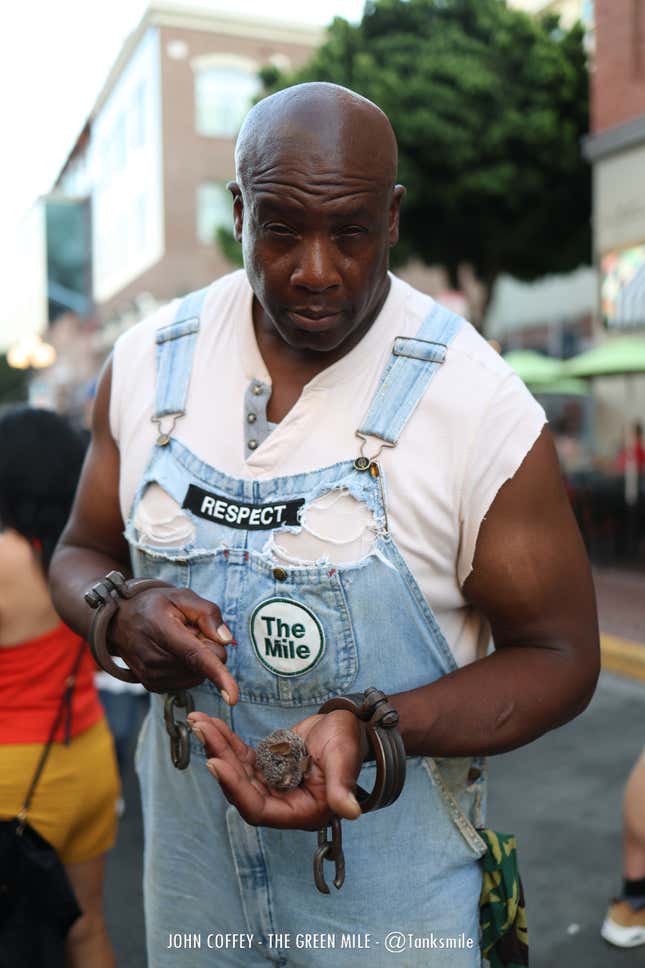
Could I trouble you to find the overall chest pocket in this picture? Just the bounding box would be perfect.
[231,560,359,707]
[128,541,195,588]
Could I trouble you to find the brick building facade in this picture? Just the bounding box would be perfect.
[55,4,321,328]
[592,0,645,134]
[585,0,645,331]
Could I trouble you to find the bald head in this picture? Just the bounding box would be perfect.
[228,82,406,358]
[235,82,398,192]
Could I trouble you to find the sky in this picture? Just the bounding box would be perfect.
[0,0,364,286]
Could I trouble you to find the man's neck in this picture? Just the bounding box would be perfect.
[251,278,391,424]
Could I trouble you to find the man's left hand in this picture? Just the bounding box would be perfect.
[187,710,368,830]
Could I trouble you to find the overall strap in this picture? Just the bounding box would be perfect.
[153,286,209,442]
[357,301,464,451]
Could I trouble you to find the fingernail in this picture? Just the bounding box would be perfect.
[220,689,231,705]
[190,724,205,745]
[206,760,219,780]
[347,794,361,817]
[217,624,233,644]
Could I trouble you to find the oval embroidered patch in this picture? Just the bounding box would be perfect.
[249,597,325,677]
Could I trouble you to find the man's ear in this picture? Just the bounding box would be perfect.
[388,184,406,246]
[227,180,243,242]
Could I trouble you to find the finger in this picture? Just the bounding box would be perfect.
[320,741,363,821]
[206,758,320,829]
[162,621,239,705]
[168,590,234,645]
[201,716,256,764]
[188,717,254,777]
[194,630,228,663]
[206,758,267,821]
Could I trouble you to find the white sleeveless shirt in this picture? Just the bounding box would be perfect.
[110,270,545,666]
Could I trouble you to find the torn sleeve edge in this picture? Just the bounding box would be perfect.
[457,412,548,589]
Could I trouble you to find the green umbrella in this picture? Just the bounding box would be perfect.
[503,350,564,384]
[565,335,645,377]
[529,377,589,396]
[565,335,645,507]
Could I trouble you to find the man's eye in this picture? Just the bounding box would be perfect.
[336,225,367,238]
[265,224,294,236]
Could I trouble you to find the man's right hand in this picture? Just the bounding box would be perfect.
[110,585,239,700]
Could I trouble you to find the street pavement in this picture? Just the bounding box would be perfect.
[594,567,645,642]
[104,570,645,967]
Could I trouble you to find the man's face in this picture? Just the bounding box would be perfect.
[230,146,404,354]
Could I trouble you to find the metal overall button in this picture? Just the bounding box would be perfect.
[163,691,195,770]
[353,431,396,471]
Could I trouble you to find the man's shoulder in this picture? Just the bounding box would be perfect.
[389,274,516,389]
[448,321,515,385]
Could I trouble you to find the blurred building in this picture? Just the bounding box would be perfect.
[584,0,645,332]
[53,2,321,341]
[1,196,96,417]
[486,266,596,357]
[508,0,594,31]
[2,206,48,355]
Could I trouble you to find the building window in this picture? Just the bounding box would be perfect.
[197,182,232,245]
[130,82,147,151]
[194,62,260,138]
[110,116,127,176]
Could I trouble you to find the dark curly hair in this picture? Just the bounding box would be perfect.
[0,407,86,573]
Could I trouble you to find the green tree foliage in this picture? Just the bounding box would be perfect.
[261,0,590,293]
[216,225,244,268]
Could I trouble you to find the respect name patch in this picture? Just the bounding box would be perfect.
[182,484,304,530]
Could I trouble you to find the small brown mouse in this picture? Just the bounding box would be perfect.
[256,728,311,791]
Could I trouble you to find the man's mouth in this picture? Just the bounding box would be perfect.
[287,308,342,330]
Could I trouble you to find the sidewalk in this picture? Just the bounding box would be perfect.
[594,567,645,682]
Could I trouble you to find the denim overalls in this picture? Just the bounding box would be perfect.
[130,288,488,967]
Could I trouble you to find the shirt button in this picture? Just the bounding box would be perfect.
[272,567,288,581]
[248,439,258,450]
[252,384,263,395]
[247,413,257,424]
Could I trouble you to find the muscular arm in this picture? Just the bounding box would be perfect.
[392,425,600,756]
[49,358,239,700]
[193,425,600,828]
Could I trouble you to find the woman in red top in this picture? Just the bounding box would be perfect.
[0,406,119,968]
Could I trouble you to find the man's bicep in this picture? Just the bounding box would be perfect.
[463,426,598,657]
[62,357,130,566]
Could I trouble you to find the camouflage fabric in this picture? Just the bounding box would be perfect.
[479,829,529,968]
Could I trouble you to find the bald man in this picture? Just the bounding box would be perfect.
[50,83,599,967]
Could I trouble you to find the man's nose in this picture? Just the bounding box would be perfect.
[291,236,341,291]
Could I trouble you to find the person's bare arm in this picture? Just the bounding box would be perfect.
[394,424,600,756]
[194,426,600,827]
[49,358,239,701]
[190,430,599,829]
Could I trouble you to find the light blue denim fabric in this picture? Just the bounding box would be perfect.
[131,289,488,967]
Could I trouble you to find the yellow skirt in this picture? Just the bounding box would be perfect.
[0,717,120,864]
